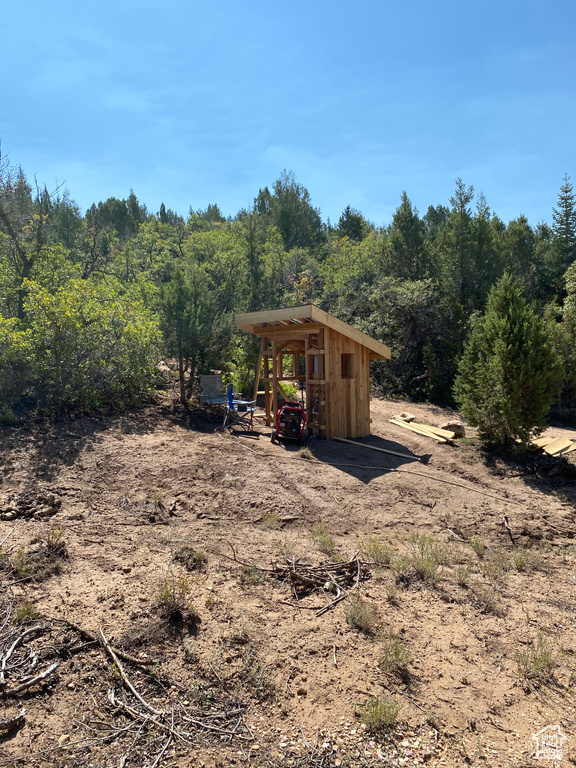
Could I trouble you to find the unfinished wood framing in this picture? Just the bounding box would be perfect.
[235,305,391,439]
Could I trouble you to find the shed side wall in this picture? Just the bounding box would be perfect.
[325,329,371,439]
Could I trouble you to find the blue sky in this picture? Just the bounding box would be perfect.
[2,1,575,227]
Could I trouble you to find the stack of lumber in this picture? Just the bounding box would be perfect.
[529,435,576,456]
[389,418,456,444]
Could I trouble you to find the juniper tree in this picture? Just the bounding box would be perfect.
[454,273,563,448]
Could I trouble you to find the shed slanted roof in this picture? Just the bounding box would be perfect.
[235,304,391,360]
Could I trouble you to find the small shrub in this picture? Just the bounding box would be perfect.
[512,547,542,572]
[261,512,282,530]
[156,572,199,632]
[413,534,452,567]
[455,566,470,587]
[471,583,504,615]
[392,551,438,585]
[385,582,400,604]
[512,548,527,572]
[358,695,400,732]
[0,404,16,426]
[360,536,394,566]
[238,643,275,701]
[482,551,511,586]
[344,597,378,634]
[173,546,207,571]
[238,565,264,585]
[516,632,561,687]
[312,525,335,555]
[469,535,486,558]
[379,631,411,680]
[13,600,40,623]
[11,524,68,582]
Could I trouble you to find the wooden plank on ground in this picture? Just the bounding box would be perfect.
[543,437,574,456]
[411,422,456,440]
[389,419,448,444]
[562,442,576,454]
[529,436,556,450]
[333,437,421,462]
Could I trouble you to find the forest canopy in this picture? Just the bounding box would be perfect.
[1,154,575,427]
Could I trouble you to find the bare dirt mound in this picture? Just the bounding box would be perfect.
[1,397,575,768]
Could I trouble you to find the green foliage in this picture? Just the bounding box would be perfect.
[2,158,575,423]
[358,695,400,732]
[516,632,561,686]
[238,565,265,585]
[359,536,394,566]
[25,277,160,412]
[312,525,336,555]
[173,546,207,571]
[344,597,379,634]
[13,600,40,623]
[379,631,411,679]
[469,535,486,558]
[454,273,563,448]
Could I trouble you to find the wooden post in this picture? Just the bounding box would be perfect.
[253,340,264,402]
[263,337,271,424]
[271,339,278,426]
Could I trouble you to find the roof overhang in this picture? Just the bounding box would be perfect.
[235,304,391,360]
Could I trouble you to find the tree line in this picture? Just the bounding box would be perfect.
[1,155,575,442]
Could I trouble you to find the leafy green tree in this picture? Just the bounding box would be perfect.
[454,273,563,448]
[359,277,463,402]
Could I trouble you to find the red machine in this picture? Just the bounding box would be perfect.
[271,401,306,444]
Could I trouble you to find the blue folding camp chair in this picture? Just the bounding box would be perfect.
[223,383,257,431]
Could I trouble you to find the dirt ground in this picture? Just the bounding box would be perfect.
[1,396,576,768]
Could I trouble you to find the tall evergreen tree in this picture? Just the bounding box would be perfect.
[454,273,563,448]
[336,205,369,242]
[549,174,576,292]
[385,192,427,280]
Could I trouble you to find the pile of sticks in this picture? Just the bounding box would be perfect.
[224,544,371,616]
[96,628,252,758]
[0,600,60,733]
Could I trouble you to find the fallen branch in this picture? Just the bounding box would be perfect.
[61,618,157,666]
[0,708,25,732]
[1,625,46,688]
[5,661,60,696]
[99,630,162,716]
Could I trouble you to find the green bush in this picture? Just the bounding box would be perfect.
[0,275,161,414]
[358,695,400,732]
[454,273,563,448]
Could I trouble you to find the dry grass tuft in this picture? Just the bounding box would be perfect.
[358,695,400,732]
[344,597,379,634]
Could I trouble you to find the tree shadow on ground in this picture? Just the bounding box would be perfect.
[0,405,194,484]
[481,447,576,511]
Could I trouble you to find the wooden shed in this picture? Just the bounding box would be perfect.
[235,304,391,439]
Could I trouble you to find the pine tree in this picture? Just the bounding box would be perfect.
[548,174,576,294]
[454,273,563,448]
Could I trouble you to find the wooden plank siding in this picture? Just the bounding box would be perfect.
[323,329,371,439]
